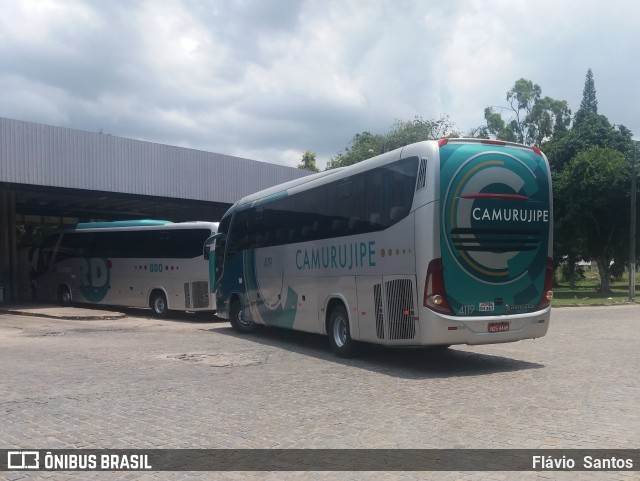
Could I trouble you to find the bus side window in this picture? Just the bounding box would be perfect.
[389,206,404,224]
[55,233,80,261]
[301,225,313,240]
[331,219,347,235]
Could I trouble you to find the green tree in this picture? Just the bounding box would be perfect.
[543,112,632,172]
[552,169,589,288]
[576,68,598,121]
[542,69,634,283]
[482,78,571,145]
[466,124,490,139]
[384,115,458,151]
[482,106,518,142]
[325,132,384,169]
[298,149,320,172]
[556,146,630,292]
[529,96,572,145]
[326,115,459,170]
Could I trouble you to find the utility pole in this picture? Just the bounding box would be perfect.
[630,141,637,301]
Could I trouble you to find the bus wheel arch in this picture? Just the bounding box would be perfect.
[326,298,356,358]
[149,289,169,318]
[57,284,72,307]
[229,294,258,333]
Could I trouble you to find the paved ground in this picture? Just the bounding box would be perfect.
[0,304,126,320]
[0,304,638,480]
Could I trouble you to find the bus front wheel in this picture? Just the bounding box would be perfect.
[328,304,356,358]
[229,299,258,333]
[58,285,72,307]
[150,291,169,318]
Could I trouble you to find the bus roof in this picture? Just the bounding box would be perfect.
[438,137,545,156]
[227,138,546,216]
[58,220,219,233]
[230,145,423,213]
[75,220,172,229]
[232,168,345,210]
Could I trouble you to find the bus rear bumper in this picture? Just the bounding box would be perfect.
[419,308,551,346]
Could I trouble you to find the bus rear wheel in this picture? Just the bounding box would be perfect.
[328,304,356,358]
[229,299,258,333]
[150,291,169,318]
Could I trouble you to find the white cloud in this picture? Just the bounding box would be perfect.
[0,0,101,49]
[0,0,638,171]
[0,75,71,125]
[436,3,519,129]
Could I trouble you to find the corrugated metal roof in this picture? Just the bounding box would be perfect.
[0,117,310,204]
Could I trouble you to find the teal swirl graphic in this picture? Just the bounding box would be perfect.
[79,258,111,302]
[442,148,549,284]
[244,249,298,328]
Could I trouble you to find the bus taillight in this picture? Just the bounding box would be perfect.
[537,257,554,310]
[424,258,453,315]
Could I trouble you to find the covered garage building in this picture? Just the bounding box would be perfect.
[0,117,310,302]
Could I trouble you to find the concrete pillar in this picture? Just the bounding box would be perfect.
[8,191,17,301]
[0,190,9,302]
[0,189,18,302]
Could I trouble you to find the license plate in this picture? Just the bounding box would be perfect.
[488,321,510,333]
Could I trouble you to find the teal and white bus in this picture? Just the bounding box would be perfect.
[33,220,218,317]
[206,139,553,356]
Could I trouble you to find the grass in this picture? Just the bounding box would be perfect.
[552,268,638,307]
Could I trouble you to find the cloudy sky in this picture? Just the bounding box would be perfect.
[1,0,638,169]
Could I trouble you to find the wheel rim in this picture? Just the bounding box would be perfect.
[236,305,251,327]
[333,314,347,348]
[154,297,165,314]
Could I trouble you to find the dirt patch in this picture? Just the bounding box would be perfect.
[165,352,269,367]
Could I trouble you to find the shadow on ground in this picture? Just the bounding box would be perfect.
[207,325,544,380]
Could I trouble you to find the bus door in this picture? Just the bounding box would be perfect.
[32,234,61,300]
[203,232,223,293]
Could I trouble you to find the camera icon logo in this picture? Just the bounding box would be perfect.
[7,451,40,470]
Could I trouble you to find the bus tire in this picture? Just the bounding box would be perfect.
[58,285,72,307]
[229,299,258,333]
[150,291,169,318]
[328,304,356,358]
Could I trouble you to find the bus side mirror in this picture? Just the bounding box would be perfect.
[203,233,222,260]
